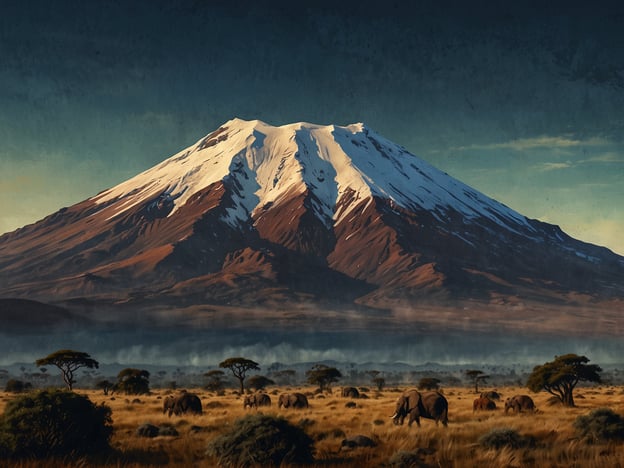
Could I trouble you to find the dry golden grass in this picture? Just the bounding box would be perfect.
[1,384,624,467]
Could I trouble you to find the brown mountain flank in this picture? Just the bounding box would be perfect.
[1,119,623,326]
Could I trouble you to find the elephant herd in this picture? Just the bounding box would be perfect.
[473,391,536,414]
[243,392,311,409]
[389,389,536,428]
[162,390,311,416]
[161,387,536,427]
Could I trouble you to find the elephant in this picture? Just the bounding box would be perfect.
[278,392,309,409]
[391,390,448,427]
[163,391,203,416]
[163,395,175,415]
[480,391,501,401]
[473,396,497,411]
[341,386,360,398]
[504,395,536,414]
[243,392,271,409]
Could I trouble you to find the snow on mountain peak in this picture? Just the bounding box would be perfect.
[92,118,533,234]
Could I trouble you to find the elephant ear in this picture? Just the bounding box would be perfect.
[399,396,408,413]
[409,392,421,411]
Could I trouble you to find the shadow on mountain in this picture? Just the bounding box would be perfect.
[0,298,92,333]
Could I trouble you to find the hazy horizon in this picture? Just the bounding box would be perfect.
[2,322,623,369]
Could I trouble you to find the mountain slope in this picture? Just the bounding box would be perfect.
[1,118,623,311]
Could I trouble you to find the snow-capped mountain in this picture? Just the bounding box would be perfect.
[1,118,623,311]
[94,118,530,233]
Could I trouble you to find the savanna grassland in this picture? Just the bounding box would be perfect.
[1,384,623,467]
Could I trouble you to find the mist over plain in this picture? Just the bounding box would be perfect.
[1,312,622,370]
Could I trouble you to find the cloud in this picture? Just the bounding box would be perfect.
[452,135,609,152]
[527,149,623,172]
[582,152,624,163]
[533,162,573,172]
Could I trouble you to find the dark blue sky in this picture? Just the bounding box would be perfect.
[1,1,623,253]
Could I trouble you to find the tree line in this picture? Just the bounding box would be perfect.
[2,349,604,407]
[13,352,360,396]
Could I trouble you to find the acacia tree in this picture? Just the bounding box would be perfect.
[465,369,489,393]
[247,375,275,391]
[219,357,260,394]
[95,379,115,395]
[204,370,227,392]
[306,364,342,392]
[418,377,441,391]
[271,369,297,386]
[526,353,602,407]
[35,349,99,391]
[116,368,150,395]
[368,370,385,391]
[372,376,386,391]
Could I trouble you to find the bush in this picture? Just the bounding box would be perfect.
[157,425,179,437]
[574,408,624,443]
[417,377,441,391]
[136,423,179,438]
[387,449,435,467]
[116,368,150,395]
[136,423,159,438]
[0,389,112,459]
[4,380,31,393]
[206,414,314,467]
[479,428,531,450]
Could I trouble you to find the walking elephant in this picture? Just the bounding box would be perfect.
[278,392,309,409]
[163,391,203,416]
[391,390,448,427]
[243,392,271,409]
[504,395,535,414]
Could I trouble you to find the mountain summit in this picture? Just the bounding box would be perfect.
[1,118,623,314]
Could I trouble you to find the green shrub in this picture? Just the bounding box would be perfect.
[574,408,624,443]
[0,389,112,459]
[479,428,530,450]
[206,414,314,467]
